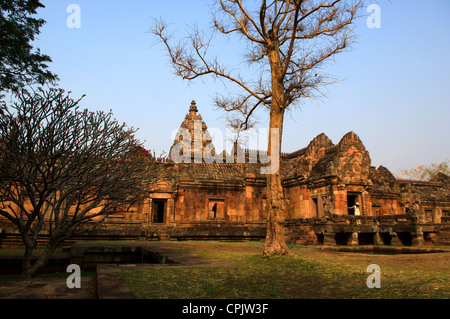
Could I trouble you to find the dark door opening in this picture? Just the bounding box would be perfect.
[212,203,217,218]
[347,194,358,215]
[152,199,166,224]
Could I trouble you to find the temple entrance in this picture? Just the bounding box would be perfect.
[152,199,166,224]
[347,193,359,215]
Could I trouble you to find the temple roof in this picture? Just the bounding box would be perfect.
[281,132,371,182]
[167,104,374,182]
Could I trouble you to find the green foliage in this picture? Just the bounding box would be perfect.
[0,0,58,94]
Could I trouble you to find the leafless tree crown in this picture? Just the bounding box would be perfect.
[0,89,158,243]
[153,0,362,131]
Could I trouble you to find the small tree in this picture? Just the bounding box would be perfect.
[397,160,450,181]
[153,0,363,256]
[0,88,156,278]
[0,0,58,94]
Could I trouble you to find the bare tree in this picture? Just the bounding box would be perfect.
[0,88,159,278]
[153,0,363,256]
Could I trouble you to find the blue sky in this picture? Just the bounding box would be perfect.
[35,0,450,174]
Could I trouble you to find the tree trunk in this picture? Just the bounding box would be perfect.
[263,105,291,256]
[263,48,291,256]
[21,237,62,279]
[22,244,35,279]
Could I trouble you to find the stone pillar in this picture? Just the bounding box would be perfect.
[389,229,402,246]
[348,232,359,246]
[411,226,425,246]
[373,221,383,245]
[167,198,174,224]
[323,232,336,245]
[373,232,383,245]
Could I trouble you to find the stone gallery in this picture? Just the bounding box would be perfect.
[1,101,449,247]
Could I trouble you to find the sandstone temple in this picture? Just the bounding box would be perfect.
[1,101,449,247]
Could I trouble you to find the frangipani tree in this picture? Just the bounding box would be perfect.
[0,88,159,278]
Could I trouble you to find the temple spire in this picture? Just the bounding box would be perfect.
[189,100,198,114]
[168,100,216,162]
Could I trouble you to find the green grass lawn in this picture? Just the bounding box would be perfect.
[120,241,450,299]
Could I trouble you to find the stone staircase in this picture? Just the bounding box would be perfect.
[157,228,171,241]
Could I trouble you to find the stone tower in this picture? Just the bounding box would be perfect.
[169,100,216,162]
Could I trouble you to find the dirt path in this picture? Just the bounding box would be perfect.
[0,277,97,299]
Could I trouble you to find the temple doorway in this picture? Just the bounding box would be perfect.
[347,193,359,215]
[152,199,166,224]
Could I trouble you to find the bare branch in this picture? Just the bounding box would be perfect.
[153,0,362,116]
[152,18,270,105]
[214,0,267,43]
[0,88,166,277]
